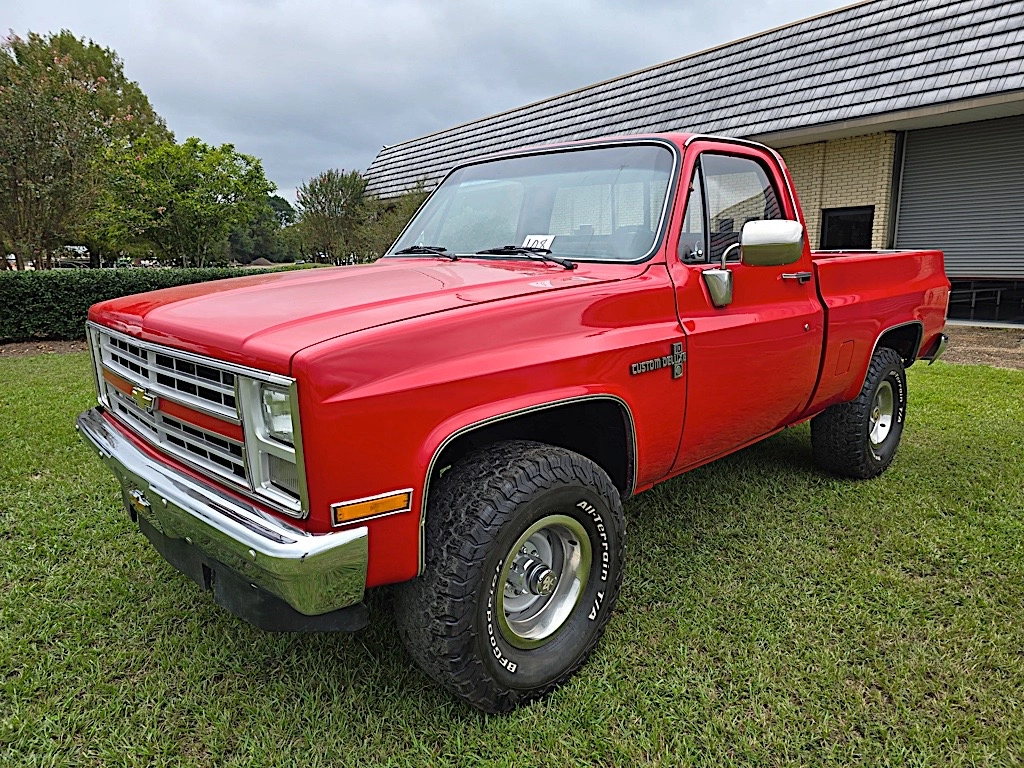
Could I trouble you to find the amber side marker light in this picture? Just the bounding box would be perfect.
[331,489,413,526]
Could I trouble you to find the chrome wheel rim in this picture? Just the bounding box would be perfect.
[869,380,895,448]
[497,514,591,650]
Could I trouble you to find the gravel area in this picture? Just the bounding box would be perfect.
[943,325,1024,370]
[1,326,1022,368]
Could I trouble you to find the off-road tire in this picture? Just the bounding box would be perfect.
[811,346,907,479]
[393,440,625,713]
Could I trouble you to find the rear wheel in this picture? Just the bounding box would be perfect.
[811,346,907,479]
[394,440,625,713]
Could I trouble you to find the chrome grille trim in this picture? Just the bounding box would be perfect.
[92,324,293,422]
[152,353,237,414]
[88,322,306,519]
[105,383,247,486]
[100,331,239,421]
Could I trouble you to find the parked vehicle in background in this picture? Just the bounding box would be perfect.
[77,133,949,712]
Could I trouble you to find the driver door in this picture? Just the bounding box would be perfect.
[669,144,824,471]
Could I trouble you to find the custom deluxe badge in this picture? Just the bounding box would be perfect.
[630,342,685,379]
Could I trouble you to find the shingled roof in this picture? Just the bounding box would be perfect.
[364,0,1024,197]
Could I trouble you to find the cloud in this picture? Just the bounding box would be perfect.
[4,0,841,199]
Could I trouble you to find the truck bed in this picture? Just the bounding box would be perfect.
[807,248,948,414]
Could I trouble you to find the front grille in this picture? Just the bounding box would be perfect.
[101,332,238,420]
[95,326,248,488]
[90,324,305,518]
[105,382,247,484]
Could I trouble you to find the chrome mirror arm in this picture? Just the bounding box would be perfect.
[721,243,740,268]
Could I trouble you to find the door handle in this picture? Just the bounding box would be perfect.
[782,271,813,284]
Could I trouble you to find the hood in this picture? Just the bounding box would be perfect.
[89,258,632,372]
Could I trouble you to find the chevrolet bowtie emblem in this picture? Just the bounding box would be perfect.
[630,342,686,379]
[131,386,157,413]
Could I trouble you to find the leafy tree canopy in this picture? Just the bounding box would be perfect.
[351,181,428,261]
[0,30,173,268]
[268,195,296,227]
[0,30,171,145]
[287,175,429,265]
[295,169,367,263]
[94,137,275,267]
[0,38,108,268]
[228,195,299,264]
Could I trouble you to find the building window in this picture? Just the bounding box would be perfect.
[820,206,874,249]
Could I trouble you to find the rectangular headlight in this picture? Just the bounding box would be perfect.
[238,376,308,515]
[260,383,294,445]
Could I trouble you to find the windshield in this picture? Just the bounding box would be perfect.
[388,143,675,263]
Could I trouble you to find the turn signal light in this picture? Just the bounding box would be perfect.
[332,490,413,526]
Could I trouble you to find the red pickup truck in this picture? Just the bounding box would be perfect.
[77,133,949,712]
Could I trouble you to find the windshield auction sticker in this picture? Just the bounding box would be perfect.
[522,235,556,250]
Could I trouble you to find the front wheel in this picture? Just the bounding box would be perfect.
[811,346,908,479]
[393,441,625,713]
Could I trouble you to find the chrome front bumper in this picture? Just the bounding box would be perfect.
[76,408,367,620]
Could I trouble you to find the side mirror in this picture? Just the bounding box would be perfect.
[701,220,805,309]
[740,220,804,267]
[703,261,733,308]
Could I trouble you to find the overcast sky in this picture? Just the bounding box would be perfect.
[3,0,845,201]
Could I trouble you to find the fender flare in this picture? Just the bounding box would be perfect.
[416,393,637,574]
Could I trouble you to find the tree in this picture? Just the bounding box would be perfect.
[295,169,367,263]
[268,195,296,227]
[351,181,429,261]
[0,30,171,269]
[0,39,108,269]
[276,223,304,263]
[3,30,171,145]
[95,137,275,267]
[228,195,297,264]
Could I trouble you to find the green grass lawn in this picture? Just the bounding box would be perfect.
[1,353,1022,767]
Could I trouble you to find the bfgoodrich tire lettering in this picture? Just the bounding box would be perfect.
[811,346,908,479]
[393,440,625,713]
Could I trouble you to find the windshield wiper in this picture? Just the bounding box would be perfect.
[475,245,576,270]
[393,245,458,261]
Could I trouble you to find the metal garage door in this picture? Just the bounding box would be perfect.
[895,114,1024,279]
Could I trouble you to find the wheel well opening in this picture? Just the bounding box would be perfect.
[878,323,923,365]
[433,400,634,498]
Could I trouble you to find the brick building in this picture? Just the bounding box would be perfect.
[365,0,1024,322]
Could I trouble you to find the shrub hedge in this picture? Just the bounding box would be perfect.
[0,267,288,342]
